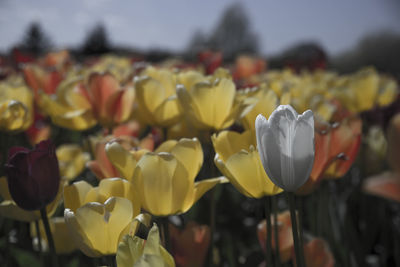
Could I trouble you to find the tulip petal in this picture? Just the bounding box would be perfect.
[105,141,137,180]
[169,138,203,182]
[86,161,107,180]
[65,197,133,257]
[212,130,256,162]
[192,176,228,207]
[88,72,120,120]
[64,208,100,257]
[135,77,167,123]
[224,148,283,198]
[0,200,40,222]
[291,110,315,190]
[154,96,182,126]
[64,181,93,212]
[134,153,191,216]
[241,89,278,131]
[117,235,145,267]
[256,114,283,189]
[176,85,206,129]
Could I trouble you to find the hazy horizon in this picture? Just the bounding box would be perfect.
[1,0,400,56]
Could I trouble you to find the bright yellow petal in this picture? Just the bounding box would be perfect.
[105,141,137,180]
[241,89,278,131]
[64,181,93,212]
[168,138,203,182]
[65,197,133,256]
[133,153,191,216]
[224,148,283,198]
[190,176,229,211]
[143,67,176,96]
[153,96,182,126]
[191,78,235,129]
[155,140,178,153]
[212,130,255,162]
[177,70,206,91]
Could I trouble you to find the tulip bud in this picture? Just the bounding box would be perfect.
[255,105,315,192]
[5,140,60,210]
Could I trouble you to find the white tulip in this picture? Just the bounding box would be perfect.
[255,105,315,192]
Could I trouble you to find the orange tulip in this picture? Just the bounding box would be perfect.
[81,72,135,127]
[23,64,62,97]
[40,72,135,130]
[297,117,362,194]
[233,55,266,81]
[301,238,334,267]
[323,117,361,179]
[25,112,51,146]
[363,172,400,203]
[42,50,70,69]
[169,222,210,267]
[257,211,294,263]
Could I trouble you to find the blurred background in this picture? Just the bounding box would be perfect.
[1,1,400,267]
[1,0,400,79]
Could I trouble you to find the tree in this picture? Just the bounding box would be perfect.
[208,3,259,60]
[332,31,400,79]
[19,22,52,56]
[81,24,111,55]
[185,30,208,60]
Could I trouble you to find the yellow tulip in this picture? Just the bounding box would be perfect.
[39,78,97,130]
[212,131,282,198]
[238,85,278,131]
[64,197,134,257]
[135,67,182,126]
[176,70,207,91]
[116,223,175,267]
[106,138,227,216]
[331,67,398,113]
[0,177,63,222]
[177,77,253,130]
[63,178,141,216]
[0,78,34,132]
[56,144,90,181]
[30,217,77,254]
[88,55,133,83]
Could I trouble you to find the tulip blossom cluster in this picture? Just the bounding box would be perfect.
[0,50,399,267]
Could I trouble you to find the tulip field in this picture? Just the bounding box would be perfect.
[0,51,400,267]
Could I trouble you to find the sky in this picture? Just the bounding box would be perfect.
[0,0,399,56]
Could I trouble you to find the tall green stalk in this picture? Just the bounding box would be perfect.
[287,192,305,267]
[39,208,58,267]
[264,197,273,267]
[272,196,281,267]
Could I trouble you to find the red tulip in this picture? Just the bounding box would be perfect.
[5,140,60,210]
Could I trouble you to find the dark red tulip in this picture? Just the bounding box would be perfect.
[5,140,60,210]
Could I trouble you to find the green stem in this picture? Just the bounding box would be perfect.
[107,255,115,267]
[297,196,306,267]
[272,196,281,267]
[39,208,58,267]
[287,192,304,267]
[162,217,170,252]
[208,188,217,267]
[264,197,273,267]
[34,220,44,265]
